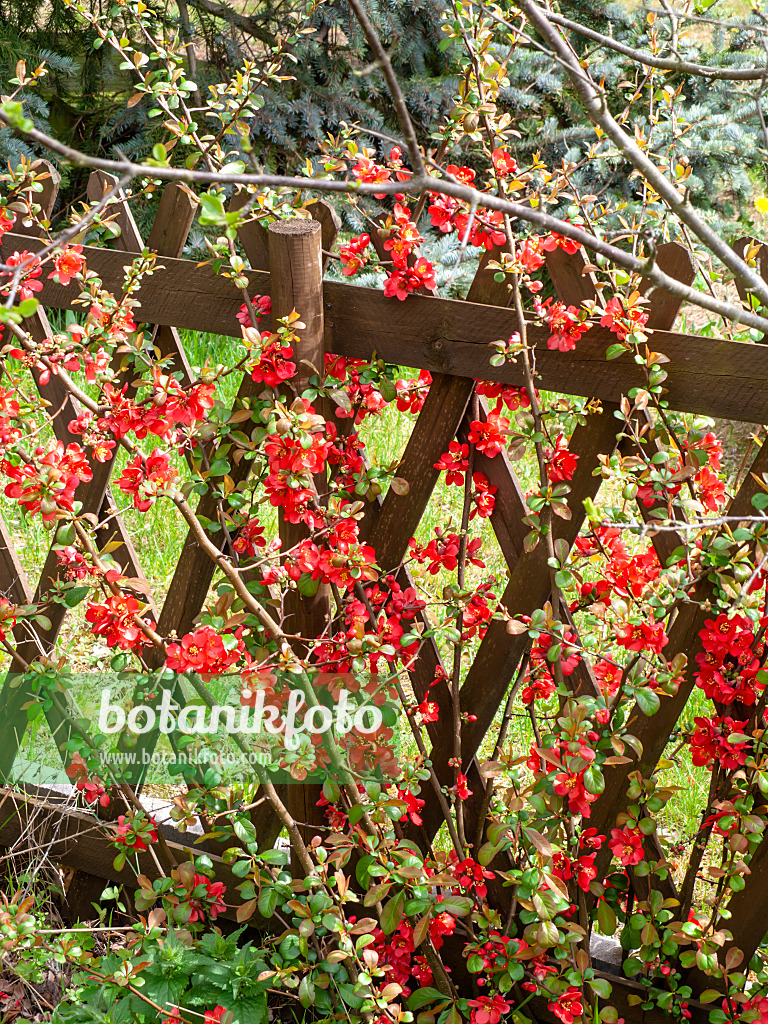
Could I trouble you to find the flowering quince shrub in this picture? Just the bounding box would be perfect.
[5,4,768,1024]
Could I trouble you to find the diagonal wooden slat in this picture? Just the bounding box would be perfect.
[420,409,621,838]
[588,439,768,850]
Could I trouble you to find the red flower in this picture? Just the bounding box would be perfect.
[455,209,506,250]
[250,336,296,387]
[166,626,244,680]
[0,598,17,643]
[470,472,497,519]
[3,250,43,302]
[188,874,227,922]
[455,773,472,799]
[549,987,584,1024]
[428,193,459,232]
[204,1007,230,1024]
[468,411,509,457]
[232,517,267,558]
[383,258,437,300]
[695,465,726,510]
[417,697,439,723]
[85,595,151,651]
[546,433,579,482]
[537,297,591,352]
[690,715,751,771]
[600,294,648,340]
[609,826,644,866]
[340,234,371,276]
[434,441,469,485]
[49,245,85,286]
[553,771,598,818]
[117,450,177,511]
[615,619,668,654]
[0,207,16,236]
[491,148,519,177]
[397,788,425,826]
[468,995,511,1024]
[236,294,271,328]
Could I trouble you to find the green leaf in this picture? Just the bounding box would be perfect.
[408,988,445,1011]
[436,896,472,916]
[589,978,612,1000]
[258,885,278,918]
[635,687,660,716]
[233,816,257,846]
[380,892,405,935]
[597,900,617,935]
[64,585,90,609]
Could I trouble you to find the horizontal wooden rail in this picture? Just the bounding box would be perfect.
[4,232,768,422]
[0,786,266,927]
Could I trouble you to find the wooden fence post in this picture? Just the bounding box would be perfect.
[268,219,330,870]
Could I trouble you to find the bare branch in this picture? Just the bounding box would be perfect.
[4,110,768,331]
[521,0,768,313]
[545,8,768,81]
[345,0,425,175]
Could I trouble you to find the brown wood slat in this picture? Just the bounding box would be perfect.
[269,218,330,866]
[0,787,269,927]
[641,242,696,332]
[589,438,768,845]
[363,373,474,567]
[0,514,31,605]
[148,201,343,651]
[420,409,621,838]
[363,247,510,567]
[9,232,768,422]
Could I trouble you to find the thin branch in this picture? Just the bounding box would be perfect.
[4,111,768,332]
[520,0,768,313]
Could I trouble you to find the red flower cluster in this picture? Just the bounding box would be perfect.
[536,297,591,352]
[368,920,433,999]
[3,442,93,522]
[339,234,371,276]
[249,335,296,387]
[236,293,271,328]
[690,715,751,770]
[2,249,43,302]
[85,594,152,651]
[615,619,668,654]
[695,614,765,706]
[166,626,245,680]
[609,826,644,866]
[395,369,432,414]
[409,530,484,575]
[232,517,267,558]
[468,411,509,457]
[117,450,178,511]
[600,293,649,340]
[384,257,437,300]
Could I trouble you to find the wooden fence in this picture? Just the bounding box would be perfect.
[1,164,768,1010]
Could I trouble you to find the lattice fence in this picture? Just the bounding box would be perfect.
[2,163,768,1013]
